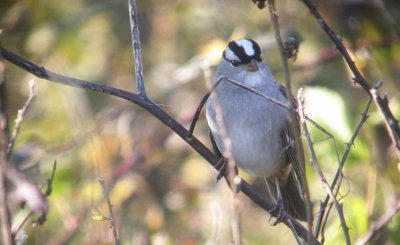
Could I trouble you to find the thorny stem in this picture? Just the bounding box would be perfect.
[297,89,351,245]
[315,97,372,238]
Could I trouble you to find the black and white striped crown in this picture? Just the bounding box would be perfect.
[223,39,262,65]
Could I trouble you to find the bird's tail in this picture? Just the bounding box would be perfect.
[266,172,307,221]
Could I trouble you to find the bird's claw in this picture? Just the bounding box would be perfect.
[268,196,286,226]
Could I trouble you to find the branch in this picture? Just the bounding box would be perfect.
[301,0,400,158]
[98,178,120,245]
[266,0,292,93]
[0,57,12,245]
[7,79,36,159]
[128,0,146,96]
[265,1,314,239]
[297,89,351,245]
[0,45,319,244]
[315,96,372,238]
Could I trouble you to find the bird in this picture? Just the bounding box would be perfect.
[205,38,307,221]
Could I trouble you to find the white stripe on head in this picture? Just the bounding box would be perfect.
[235,39,255,56]
[224,47,239,61]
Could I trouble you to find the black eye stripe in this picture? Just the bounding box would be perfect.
[228,42,250,64]
[224,39,262,65]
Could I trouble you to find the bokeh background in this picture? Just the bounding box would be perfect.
[1,0,400,244]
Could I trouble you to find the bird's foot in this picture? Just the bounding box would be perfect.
[268,195,286,226]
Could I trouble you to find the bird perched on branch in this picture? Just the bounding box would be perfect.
[206,39,307,221]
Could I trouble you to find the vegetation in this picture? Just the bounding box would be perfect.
[0,0,399,244]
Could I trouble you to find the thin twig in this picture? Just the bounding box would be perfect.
[187,91,210,138]
[297,89,351,245]
[98,178,120,245]
[7,79,36,159]
[225,77,290,109]
[204,67,242,244]
[12,212,33,239]
[266,0,292,93]
[301,0,400,158]
[189,74,290,139]
[128,0,146,96]
[265,2,315,238]
[315,97,372,238]
[0,58,13,245]
[287,218,303,245]
[266,1,314,238]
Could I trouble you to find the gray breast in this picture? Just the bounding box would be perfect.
[206,80,290,177]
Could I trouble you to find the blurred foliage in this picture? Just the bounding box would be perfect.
[1,0,400,244]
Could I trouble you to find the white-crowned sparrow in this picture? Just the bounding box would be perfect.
[206,39,307,221]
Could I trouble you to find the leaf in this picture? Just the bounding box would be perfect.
[91,208,108,222]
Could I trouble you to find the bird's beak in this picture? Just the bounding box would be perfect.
[245,59,259,72]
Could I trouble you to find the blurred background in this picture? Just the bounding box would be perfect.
[1,0,400,244]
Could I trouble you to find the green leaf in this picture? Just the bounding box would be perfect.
[91,208,108,222]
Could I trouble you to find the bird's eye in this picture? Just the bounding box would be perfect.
[230,60,241,67]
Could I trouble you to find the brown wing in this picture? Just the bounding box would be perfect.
[279,85,308,221]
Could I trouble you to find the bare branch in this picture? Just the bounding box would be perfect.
[297,89,351,245]
[266,0,292,93]
[315,97,372,238]
[225,77,290,109]
[0,58,13,245]
[204,70,242,244]
[98,178,120,245]
[301,0,400,158]
[7,79,36,159]
[128,0,146,96]
[265,1,314,239]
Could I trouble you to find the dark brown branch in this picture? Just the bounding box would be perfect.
[0,45,319,245]
[301,0,400,158]
[300,0,370,92]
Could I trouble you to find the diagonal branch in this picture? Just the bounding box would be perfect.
[0,45,319,245]
[297,89,350,245]
[301,0,400,159]
[7,79,36,159]
[314,96,372,239]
